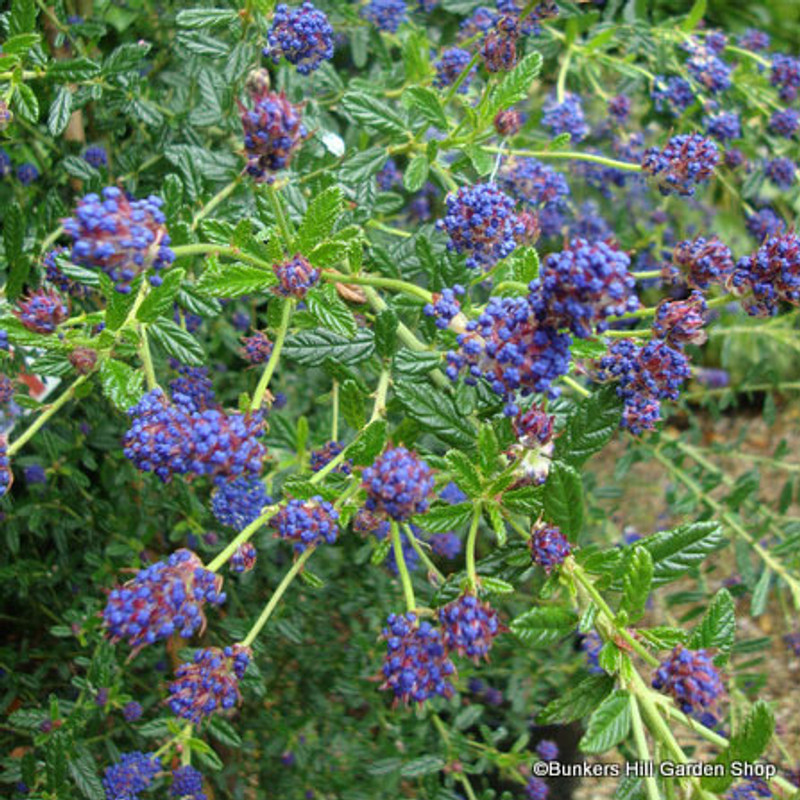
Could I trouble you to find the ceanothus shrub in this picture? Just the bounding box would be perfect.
[2,1,800,799]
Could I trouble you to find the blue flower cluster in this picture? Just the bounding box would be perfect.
[641,134,719,196]
[579,631,604,674]
[44,246,91,298]
[83,146,108,168]
[726,780,773,800]
[458,5,497,39]
[376,159,402,191]
[652,645,724,714]
[266,2,334,75]
[122,701,142,722]
[362,446,435,521]
[651,75,694,116]
[438,182,523,270]
[746,207,785,241]
[240,88,306,181]
[739,29,770,52]
[273,254,320,299]
[509,405,556,485]
[211,475,271,531]
[438,593,502,661]
[525,777,549,800]
[17,163,38,185]
[0,329,8,350]
[501,157,570,211]
[0,374,14,405]
[536,739,559,761]
[765,157,794,189]
[608,94,631,123]
[103,548,225,651]
[685,47,732,93]
[63,187,174,294]
[169,644,251,724]
[102,751,160,800]
[231,542,257,574]
[240,331,274,364]
[481,15,519,73]
[310,441,352,474]
[770,54,800,102]
[769,108,799,138]
[541,92,589,142]
[170,765,207,800]
[270,497,339,552]
[652,291,707,347]
[169,363,217,413]
[596,339,691,434]
[530,523,571,572]
[671,235,734,289]
[0,438,11,498]
[704,111,740,142]
[494,108,522,137]
[429,532,462,559]
[380,612,456,704]
[434,47,475,92]
[362,0,407,32]
[423,285,465,329]
[14,289,69,334]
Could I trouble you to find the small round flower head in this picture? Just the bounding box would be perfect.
[63,187,174,293]
[541,92,589,142]
[746,208,785,242]
[103,548,226,651]
[376,159,402,191]
[693,367,730,389]
[44,246,90,298]
[491,109,521,140]
[122,701,143,722]
[423,285,465,329]
[437,182,523,270]
[440,481,467,504]
[641,134,719,197]
[608,94,631,124]
[726,780,773,800]
[724,148,746,169]
[728,231,800,316]
[481,15,519,73]
[525,777,549,800]
[530,523,571,573]
[240,331,274,365]
[497,0,557,36]
[671,236,734,289]
[232,310,251,332]
[703,31,728,54]
[536,739,558,761]
[652,645,724,714]
[771,54,800,102]
[596,339,691,434]
[429,532,462,559]
[458,5,497,40]
[439,593,502,661]
[380,612,456,704]
[0,374,14,405]
[270,496,339,552]
[171,765,206,800]
[174,304,202,334]
[579,630,604,673]
[17,163,39,185]
[362,446,435,521]
[500,157,570,210]
[310,441,352,475]
[652,291,708,347]
[704,111,741,142]
[211,476,271,531]
[434,47,475,92]
[24,464,46,485]
[266,2,334,75]
[686,50,732,93]
[83,146,108,168]
[273,254,320,299]
[14,289,69,334]
[509,405,556,485]
[230,542,257,574]
[240,89,306,181]
[651,75,694,115]
[530,238,640,337]
[0,438,12,498]
[0,330,8,351]
[446,296,572,414]
[409,181,438,222]
[769,109,800,138]
[362,0,407,32]
[514,405,555,449]
[738,29,770,52]
[102,751,160,800]
[168,644,251,724]
[765,157,795,190]
[95,687,109,708]
[169,364,217,413]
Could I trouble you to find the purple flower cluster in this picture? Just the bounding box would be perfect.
[500,157,570,210]
[0,374,14,405]
[652,645,724,714]
[437,182,523,270]
[439,593,502,661]
[0,330,8,351]
[14,289,68,334]
[211,476,270,531]
[704,111,740,142]
[771,54,800,102]
[481,15,519,73]
[494,108,522,137]
[63,187,174,293]
[738,29,770,52]
[102,751,160,800]
[169,363,217,413]
[362,0,407,32]
[83,146,108,168]
[729,231,800,315]
[17,163,38,185]
[122,701,143,722]
[44,246,90,298]
[686,49,732,93]
[103,548,225,651]
[530,523,571,573]
[240,331,274,365]
[429,532,462,559]
[458,6,497,39]
[671,236,734,289]
[231,542,258,574]
[765,157,794,189]
[652,291,708,347]
[270,497,339,552]
[651,75,694,115]
[536,740,559,761]
[0,439,11,498]
[376,159,402,191]
[579,631,604,674]
[608,94,631,123]
[746,207,785,241]
[530,238,640,337]
[273,254,320,298]
[310,441,352,474]
[541,93,589,142]
[596,339,691,434]
[266,2,334,75]
[641,134,719,196]
[380,612,456,704]
[508,405,556,485]
[525,777,549,800]
[170,765,207,800]
[434,47,475,92]
[240,88,306,181]
[423,285,465,329]
[168,644,251,724]
[726,780,773,800]
[769,109,799,138]
[362,446,435,521]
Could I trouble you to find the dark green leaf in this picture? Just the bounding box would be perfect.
[375,308,399,359]
[403,86,448,130]
[297,186,345,254]
[14,83,39,123]
[412,502,473,533]
[99,360,145,412]
[636,522,726,587]
[400,756,445,778]
[579,691,632,754]
[510,605,578,647]
[621,547,653,622]
[47,58,101,82]
[196,262,276,298]
[339,147,388,184]
[346,420,388,466]
[340,92,406,137]
[538,675,615,724]
[445,450,482,497]
[404,156,429,192]
[395,381,476,449]
[137,268,185,322]
[487,52,543,117]
[555,385,623,467]
[690,588,735,659]
[68,747,105,800]
[283,328,375,366]
[149,319,205,366]
[393,348,443,376]
[307,285,358,338]
[543,462,583,539]
[176,8,238,27]
[47,87,73,137]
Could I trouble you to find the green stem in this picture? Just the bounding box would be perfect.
[609,293,730,324]
[139,325,157,389]
[484,146,641,172]
[561,374,591,397]
[251,299,292,411]
[629,695,661,800]
[405,524,446,582]
[444,52,481,103]
[171,243,273,271]
[331,380,339,441]
[207,505,280,572]
[266,183,295,249]
[241,548,314,647]
[321,270,432,303]
[366,219,413,238]
[556,46,573,103]
[39,225,64,255]
[725,45,771,69]
[191,177,242,232]
[635,270,662,280]
[466,506,482,590]
[604,328,653,339]
[391,520,417,611]
[370,369,391,423]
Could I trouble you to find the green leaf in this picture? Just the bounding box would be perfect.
[14,82,39,123]
[340,147,388,184]
[485,502,507,546]
[481,574,514,594]
[394,381,476,449]
[509,605,578,647]
[340,379,365,429]
[346,419,388,466]
[750,568,771,617]
[297,186,345,254]
[62,155,99,181]
[196,262,276,298]
[47,57,101,82]
[207,716,243,747]
[487,52,543,117]
[463,144,494,176]
[681,0,707,31]
[371,535,393,566]
[404,156,429,193]
[136,269,185,322]
[403,86,448,130]
[543,462,583,539]
[500,484,543,516]
[306,284,358,338]
[10,0,36,36]
[149,319,205,366]
[579,691,631,754]
[445,450,482,497]
[538,674,615,724]
[176,8,238,27]
[412,502,473,533]
[555,385,623,467]
[393,348,443,376]
[690,588,735,659]
[68,746,105,800]
[621,546,653,622]
[284,328,375,366]
[341,93,406,137]
[99,360,145,412]
[511,247,539,284]
[374,308,398,359]
[477,425,500,473]
[3,201,25,268]
[400,756,445,778]
[47,87,73,136]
